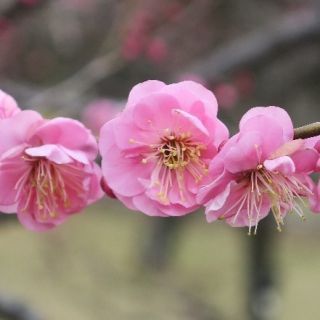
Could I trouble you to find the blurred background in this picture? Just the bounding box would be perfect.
[0,0,320,319]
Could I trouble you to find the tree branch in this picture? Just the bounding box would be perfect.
[294,122,320,139]
[1,0,48,20]
[183,6,320,81]
[24,50,124,115]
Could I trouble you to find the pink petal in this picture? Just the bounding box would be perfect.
[132,93,180,131]
[264,156,295,175]
[127,80,166,109]
[87,162,104,204]
[25,145,72,164]
[0,203,18,214]
[101,177,116,199]
[0,156,30,206]
[290,148,319,173]
[240,115,287,158]
[269,139,304,159]
[240,106,293,140]
[33,117,98,160]
[172,108,209,137]
[101,143,151,197]
[224,131,262,173]
[206,181,234,216]
[304,135,320,150]
[309,181,320,213]
[197,169,230,204]
[161,81,218,116]
[132,194,169,217]
[0,110,43,155]
[17,211,68,232]
[0,90,21,119]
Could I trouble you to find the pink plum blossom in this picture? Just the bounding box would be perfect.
[305,136,320,212]
[99,80,229,217]
[0,110,103,231]
[81,98,121,136]
[0,90,21,119]
[198,106,318,234]
[309,181,320,212]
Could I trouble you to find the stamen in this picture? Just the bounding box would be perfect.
[238,164,312,234]
[19,155,87,220]
[142,131,208,203]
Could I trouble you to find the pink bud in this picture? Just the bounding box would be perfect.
[214,83,239,109]
[145,37,168,63]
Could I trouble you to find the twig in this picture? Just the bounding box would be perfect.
[294,122,320,139]
[183,6,320,81]
[25,50,124,115]
[1,0,48,20]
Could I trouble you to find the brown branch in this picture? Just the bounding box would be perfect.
[294,122,320,139]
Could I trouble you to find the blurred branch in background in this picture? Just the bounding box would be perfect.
[3,3,318,117]
[0,0,48,20]
[25,50,124,115]
[183,5,320,82]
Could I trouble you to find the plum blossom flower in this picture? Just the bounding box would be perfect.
[0,110,103,231]
[198,106,318,234]
[99,80,229,216]
[0,89,21,119]
[305,136,320,212]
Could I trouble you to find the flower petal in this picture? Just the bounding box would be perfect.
[25,145,72,164]
[264,156,295,175]
[33,117,98,160]
[0,90,21,119]
[240,106,293,140]
[126,80,166,109]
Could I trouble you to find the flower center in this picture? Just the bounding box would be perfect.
[136,131,208,204]
[16,155,87,221]
[157,133,203,170]
[229,164,312,235]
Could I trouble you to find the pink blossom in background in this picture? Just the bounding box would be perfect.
[177,73,207,87]
[145,37,168,63]
[0,90,21,119]
[233,70,255,98]
[0,111,103,231]
[99,80,229,217]
[121,34,145,61]
[81,99,121,136]
[164,2,183,21]
[213,83,239,110]
[0,18,10,35]
[120,10,153,61]
[198,106,318,234]
[19,0,40,6]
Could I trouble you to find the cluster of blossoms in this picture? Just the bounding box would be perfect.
[0,80,319,233]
